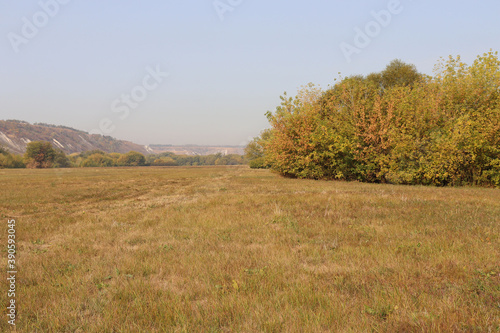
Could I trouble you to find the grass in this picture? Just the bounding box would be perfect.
[0,166,499,332]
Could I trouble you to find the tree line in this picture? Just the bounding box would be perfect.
[246,51,500,187]
[0,141,245,169]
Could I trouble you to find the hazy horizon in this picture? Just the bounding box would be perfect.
[1,0,499,146]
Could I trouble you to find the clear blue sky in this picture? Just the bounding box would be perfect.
[1,0,499,145]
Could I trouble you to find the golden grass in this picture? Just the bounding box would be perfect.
[0,166,499,332]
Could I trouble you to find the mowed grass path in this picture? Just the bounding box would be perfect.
[0,166,499,332]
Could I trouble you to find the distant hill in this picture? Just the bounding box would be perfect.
[0,120,152,155]
[0,120,246,156]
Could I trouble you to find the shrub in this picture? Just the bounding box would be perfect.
[263,51,500,187]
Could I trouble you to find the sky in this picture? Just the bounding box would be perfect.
[1,0,499,146]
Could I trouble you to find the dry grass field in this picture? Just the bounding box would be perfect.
[0,166,499,332]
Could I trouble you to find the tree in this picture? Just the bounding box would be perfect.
[81,153,115,167]
[53,149,71,168]
[151,157,177,166]
[245,129,272,169]
[79,150,106,159]
[367,59,422,91]
[24,141,57,168]
[0,153,25,169]
[117,151,146,166]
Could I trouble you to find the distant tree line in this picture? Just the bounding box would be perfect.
[0,142,246,169]
[147,152,245,166]
[246,51,500,187]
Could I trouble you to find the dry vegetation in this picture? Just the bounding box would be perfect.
[0,166,499,332]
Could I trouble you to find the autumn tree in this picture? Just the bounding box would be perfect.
[24,141,57,168]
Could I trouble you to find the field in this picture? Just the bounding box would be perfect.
[1,166,499,332]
